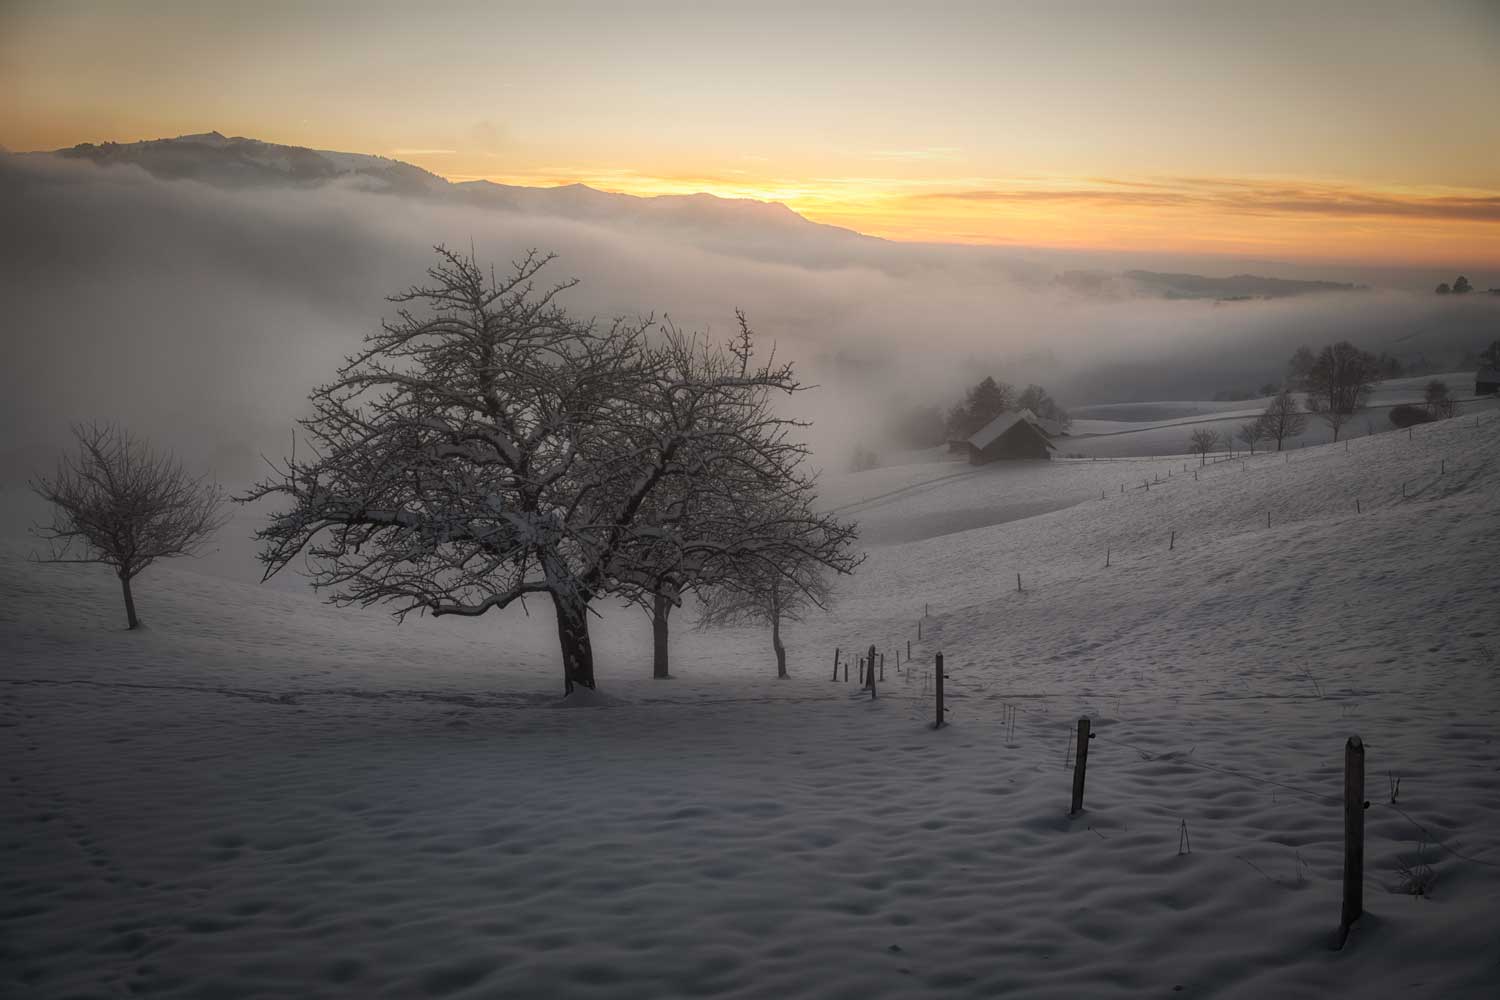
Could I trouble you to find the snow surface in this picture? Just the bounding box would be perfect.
[1063,375,1499,458]
[3,414,1498,998]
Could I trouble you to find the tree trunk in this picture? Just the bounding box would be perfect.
[771,598,787,679]
[550,591,596,694]
[120,572,140,630]
[652,592,671,679]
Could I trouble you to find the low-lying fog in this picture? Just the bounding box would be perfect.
[2,153,1495,490]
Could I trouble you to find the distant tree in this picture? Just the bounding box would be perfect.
[1424,379,1456,419]
[945,376,1014,438]
[1480,340,1500,369]
[697,559,833,679]
[1189,427,1220,465]
[1375,352,1403,380]
[1287,346,1318,387]
[30,421,228,629]
[1389,404,1434,429]
[849,446,880,472]
[1303,341,1380,441]
[1236,419,1267,454]
[1452,276,1472,295]
[1258,382,1280,397]
[1435,282,1452,295]
[1016,383,1073,430]
[1259,390,1307,451]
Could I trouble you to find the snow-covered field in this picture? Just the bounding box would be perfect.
[1064,373,1499,458]
[3,413,1498,998]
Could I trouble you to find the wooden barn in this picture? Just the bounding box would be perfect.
[1477,367,1500,395]
[962,409,1055,464]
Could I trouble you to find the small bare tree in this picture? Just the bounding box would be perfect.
[696,555,834,679]
[1259,390,1307,451]
[1424,380,1456,419]
[1189,428,1220,465]
[31,422,227,629]
[1236,419,1266,455]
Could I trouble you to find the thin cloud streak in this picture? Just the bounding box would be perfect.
[915,179,1500,223]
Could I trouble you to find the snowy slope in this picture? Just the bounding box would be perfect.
[2,414,1497,998]
[1064,374,1498,458]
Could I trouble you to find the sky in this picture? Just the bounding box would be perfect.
[2,0,1499,264]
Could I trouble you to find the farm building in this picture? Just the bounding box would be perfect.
[962,408,1056,464]
[1477,367,1500,395]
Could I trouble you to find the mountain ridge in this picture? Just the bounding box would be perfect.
[15,131,1388,295]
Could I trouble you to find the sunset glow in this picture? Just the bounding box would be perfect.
[3,0,1498,266]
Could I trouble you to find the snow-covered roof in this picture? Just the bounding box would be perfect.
[966,408,1055,451]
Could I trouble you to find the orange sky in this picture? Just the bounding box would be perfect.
[3,0,1498,266]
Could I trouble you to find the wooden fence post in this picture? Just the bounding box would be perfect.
[868,644,878,698]
[843,659,848,683]
[1169,530,1175,551]
[918,621,923,641]
[934,652,945,729]
[907,639,911,659]
[832,647,840,681]
[1334,735,1366,950]
[1016,572,1022,592]
[1069,717,1093,815]
[879,653,885,681]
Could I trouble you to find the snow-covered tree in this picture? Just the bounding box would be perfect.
[1016,384,1072,430]
[696,548,837,679]
[1189,427,1220,465]
[946,376,1014,438]
[613,318,862,679]
[1236,419,1266,454]
[1303,341,1379,441]
[1259,390,1307,451]
[31,421,227,629]
[246,247,841,694]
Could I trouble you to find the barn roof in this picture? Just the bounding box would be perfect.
[967,408,1056,451]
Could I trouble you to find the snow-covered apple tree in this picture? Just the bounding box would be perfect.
[246,246,855,693]
[609,317,862,679]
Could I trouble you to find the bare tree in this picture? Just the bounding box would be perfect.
[1287,345,1317,386]
[609,317,861,679]
[1236,419,1266,455]
[246,247,834,695]
[1303,341,1379,441]
[30,421,227,629]
[1189,427,1220,465]
[696,554,834,679]
[1259,390,1307,451]
[1424,379,1456,419]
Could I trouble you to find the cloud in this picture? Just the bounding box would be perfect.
[914,177,1500,223]
[1,153,1491,500]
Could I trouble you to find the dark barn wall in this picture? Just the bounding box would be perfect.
[969,424,1053,464]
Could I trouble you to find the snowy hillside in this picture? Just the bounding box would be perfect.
[2,414,1497,998]
[1064,374,1500,458]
